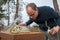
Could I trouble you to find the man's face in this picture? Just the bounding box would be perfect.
[26,7,38,20]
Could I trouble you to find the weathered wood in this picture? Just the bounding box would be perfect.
[0,32,44,40]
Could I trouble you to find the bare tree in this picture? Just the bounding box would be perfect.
[53,0,60,15]
[7,0,10,26]
[14,0,19,20]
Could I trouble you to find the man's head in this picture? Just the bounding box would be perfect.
[26,3,38,20]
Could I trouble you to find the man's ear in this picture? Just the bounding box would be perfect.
[36,8,38,11]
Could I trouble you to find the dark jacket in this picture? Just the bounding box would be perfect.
[26,6,60,31]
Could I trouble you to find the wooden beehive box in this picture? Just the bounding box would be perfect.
[0,31,44,40]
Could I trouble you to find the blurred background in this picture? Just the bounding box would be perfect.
[0,0,60,31]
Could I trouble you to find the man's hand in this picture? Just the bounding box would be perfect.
[18,23,26,27]
[49,26,60,35]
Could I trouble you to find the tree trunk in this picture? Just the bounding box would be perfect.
[14,0,19,20]
[7,0,10,26]
[53,0,60,15]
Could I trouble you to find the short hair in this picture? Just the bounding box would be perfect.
[26,3,37,10]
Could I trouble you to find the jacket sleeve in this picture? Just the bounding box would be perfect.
[49,7,60,26]
[26,18,33,25]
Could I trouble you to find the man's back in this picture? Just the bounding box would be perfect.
[26,6,59,31]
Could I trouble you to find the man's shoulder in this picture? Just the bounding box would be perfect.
[37,6,53,12]
[38,6,50,8]
[38,6,52,9]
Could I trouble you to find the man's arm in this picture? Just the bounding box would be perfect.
[26,18,33,25]
[18,18,33,26]
[48,7,60,35]
[49,7,60,26]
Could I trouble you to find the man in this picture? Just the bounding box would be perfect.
[19,3,60,40]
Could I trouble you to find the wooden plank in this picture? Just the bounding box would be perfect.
[0,32,44,40]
